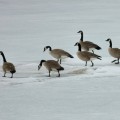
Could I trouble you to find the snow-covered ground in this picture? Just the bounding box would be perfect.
[0,0,120,120]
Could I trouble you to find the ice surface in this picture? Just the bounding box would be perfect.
[0,0,120,120]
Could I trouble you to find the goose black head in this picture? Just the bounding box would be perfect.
[77,30,83,33]
[43,46,52,52]
[38,60,46,70]
[0,51,3,55]
[106,38,111,42]
[74,42,79,46]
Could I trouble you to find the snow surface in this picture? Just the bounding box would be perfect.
[0,0,120,120]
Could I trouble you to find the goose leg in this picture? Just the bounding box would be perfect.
[57,59,61,64]
[3,72,6,77]
[57,70,60,77]
[91,61,94,67]
[92,50,94,54]
[111,59,117,63]
[60,59,62,64]
[48,71,51,77]
[115,58,119,64]
[85,61,87,66]
[11,73,13,78]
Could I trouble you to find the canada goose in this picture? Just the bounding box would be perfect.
[77,30,101,53]
[106,38,120,64]
[43,46,74,64]
[0,51,16,78]
[38,60,64,77]
[74,42,102,66]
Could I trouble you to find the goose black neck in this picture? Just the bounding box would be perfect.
[78,44,81,51]
[46,46,52,51]
[109,40,112,48]
[1,52,7,62]
[40,60,46,66]
[80,32,83,41]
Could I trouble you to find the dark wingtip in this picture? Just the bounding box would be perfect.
[13,70,16,73]
[97,56,102,60]
[11,70,16,74]
[60,67,64,70]
[96,46,102,50]
[69,54,74,58]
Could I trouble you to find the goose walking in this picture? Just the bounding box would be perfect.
[77,30,101,53]
[43,46,74,64]
[38,60,64,77]
[0,51,16,78]
[74,42,102,66]
[106,38,120,64]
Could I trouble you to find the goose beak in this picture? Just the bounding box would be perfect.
[38,65,41,70]
[77,30,82,33]
[43,48,45,52]
[74,42,78,46]
[106,39,109,41]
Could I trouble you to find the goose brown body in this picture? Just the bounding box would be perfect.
[106,38,120,64]
[3,62,16,73]
[76,51,101,62]
[44,46,74,64]
[74,42,102,66]
[0,51,16,78]
[50,49,72,59]
[108,47,120,58]
[38,60,64,77]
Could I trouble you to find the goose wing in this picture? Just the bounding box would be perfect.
[77,51,90,61]
[86,51,101,59]
[52,49,73,58]
[84,41,101,49]
[113,48,120,52]
[3,62,16,71]
[46,60,62,69]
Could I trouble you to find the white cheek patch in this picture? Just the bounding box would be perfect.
[43,63,46,66]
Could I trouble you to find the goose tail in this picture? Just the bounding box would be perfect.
[96,46,101,50]
[68,54,74,58]
[97,56,102,60]
[59,66,64,71]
